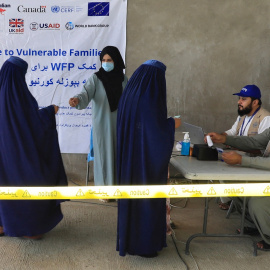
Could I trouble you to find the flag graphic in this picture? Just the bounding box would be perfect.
[9,19,24,28]
[88,2,109,16]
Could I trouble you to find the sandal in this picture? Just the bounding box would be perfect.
[99,199,116,203]
[218,201,231,210]
[99,199,109,203]
[236,227,259,236]
[170,220,176,229]
[0,226,4,237]
[23,235,43,240]
[257,240,270,251]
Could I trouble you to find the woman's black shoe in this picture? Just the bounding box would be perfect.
[139,252,158,258]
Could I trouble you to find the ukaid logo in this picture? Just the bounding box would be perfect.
[88,2,109,16]
[9,18,24,34]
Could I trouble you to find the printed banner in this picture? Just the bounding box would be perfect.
[0,1,127,153]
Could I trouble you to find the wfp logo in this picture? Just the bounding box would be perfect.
[51,6,60,13]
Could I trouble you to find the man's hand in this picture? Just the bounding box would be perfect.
[69,97,79,107]
[222,151,242,165]
[207,132,226,144]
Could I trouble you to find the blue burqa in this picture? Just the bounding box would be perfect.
[0,56,67,237]
[116,60,175,256]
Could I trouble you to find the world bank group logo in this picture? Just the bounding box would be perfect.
[88,2,109,16]
[65,22,74,30]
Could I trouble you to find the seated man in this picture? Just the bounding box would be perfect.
[225,85,270,138]
[218,85,270,210]
[208,130,270,251]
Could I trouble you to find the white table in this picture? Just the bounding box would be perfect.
[170,155,270,256]
[170,154,270,181]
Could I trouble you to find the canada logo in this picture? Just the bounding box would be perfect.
[0,8,6,15]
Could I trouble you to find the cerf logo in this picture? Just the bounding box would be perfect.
[0,8,6,15]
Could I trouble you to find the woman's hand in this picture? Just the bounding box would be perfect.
[53,105,59,114]
[69,97,79,107]
[174,117,181,129]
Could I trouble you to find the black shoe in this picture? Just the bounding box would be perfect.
[236,227,259,236]
[139,252,158,258]
[170,221,177,229]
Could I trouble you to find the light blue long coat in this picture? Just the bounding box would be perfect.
[75,73,128,185]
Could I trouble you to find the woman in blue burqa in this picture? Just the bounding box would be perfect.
[116,60,176,257]
[0,56,67,239]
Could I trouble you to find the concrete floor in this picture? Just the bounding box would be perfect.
[0,178,269,270]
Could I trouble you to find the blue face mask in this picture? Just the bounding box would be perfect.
[102,62,114,72]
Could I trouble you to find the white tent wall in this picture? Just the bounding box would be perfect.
[68,0,270,180]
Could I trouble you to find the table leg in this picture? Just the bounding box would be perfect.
[203,197,209,233]
[185,196,257,256]
[185,197,209,255]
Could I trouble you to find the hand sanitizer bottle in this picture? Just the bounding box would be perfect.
[181,132,190,156]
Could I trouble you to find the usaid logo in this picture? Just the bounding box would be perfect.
[40,23,60,30]
[30,22,38,31]
[30,22,60,30]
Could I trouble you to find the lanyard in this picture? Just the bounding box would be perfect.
[239,106,260,136]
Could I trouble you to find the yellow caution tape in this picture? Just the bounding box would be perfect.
[0,183,270,200]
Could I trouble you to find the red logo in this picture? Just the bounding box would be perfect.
[0,8,6,15]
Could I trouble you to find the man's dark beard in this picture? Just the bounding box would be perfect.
[238,104,252,116]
